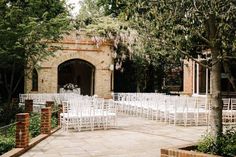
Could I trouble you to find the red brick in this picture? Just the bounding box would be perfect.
[15,113,30,148]
[183,59,193,95]
[41,107,52,134]
[25,100,33,113]
[161,149,168,155]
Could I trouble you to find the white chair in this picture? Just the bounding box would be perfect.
[103,99,117,129]
[195,97,210,126]
[222,98,231,125]
[184,97,197,126]
[92,98,105,130]
[230,98,236,125]
[61,101,78,131]
[159,95,169,123]
[79,98,94,131]
[150,101,158,120]
[168,96,186,126]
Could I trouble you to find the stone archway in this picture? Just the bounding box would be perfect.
[58,59,95,96]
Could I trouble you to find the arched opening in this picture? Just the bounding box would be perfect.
[58,59,95,96]
[32,68,38,91]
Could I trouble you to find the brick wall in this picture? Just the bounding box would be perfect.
[41,107,52,134]
[160,148,220,157]
[183,59,193,95]
[25,32,113,98]
[15,113,30,148]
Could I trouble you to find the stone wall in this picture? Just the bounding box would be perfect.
[25,32,113,98]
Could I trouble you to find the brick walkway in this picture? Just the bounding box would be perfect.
[21,114,207,157]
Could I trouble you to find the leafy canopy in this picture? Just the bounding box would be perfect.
[0,0,71,101]
[0,0,71,69]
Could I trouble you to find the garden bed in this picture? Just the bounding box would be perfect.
[1,127,60,157]
[161,144,221,157]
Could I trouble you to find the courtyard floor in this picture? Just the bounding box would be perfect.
[20,114,207,157]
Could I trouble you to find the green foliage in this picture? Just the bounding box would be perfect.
[29,113,41,138]
[51,109,59,129]
[51,115,58,129]
[98,0,236,65]
[198,128,236,157]
[0,102,24,126]
[0,0,72,101]
[29,111,58,137]
[97,0,236,148]
[0,124,16,155]
[76,0,104,28]
[76,0,182,92]
[197,134,216,154]
[0,135,15,155]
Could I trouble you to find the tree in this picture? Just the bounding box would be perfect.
[76,0,182,93]
[97,0,236,152]
[0,0,71,102]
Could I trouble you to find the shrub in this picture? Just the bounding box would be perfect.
[221,128,236,157]
[0,102,24,126]
[0,136,15,155]
[197,127,236,157]
[0,124,16,155]
[29,113,41,138]
[51,116,58,129]
[51,110,59,129]
[197,134,217,155]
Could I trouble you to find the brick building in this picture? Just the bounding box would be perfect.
[183,58,236,97]
[24,32,114,98]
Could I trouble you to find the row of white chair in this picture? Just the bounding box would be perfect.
[222,98,236,125]
[19,93,81,113]
[60,96,117,132]
[19,93,118,131]
[19,93,78,104]
[114,94,210,126]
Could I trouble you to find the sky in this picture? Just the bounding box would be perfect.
[66,0,81,16]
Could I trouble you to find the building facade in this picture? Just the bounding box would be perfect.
[183,58,236,97]
[183,59,210,96]
[24,32,114,98]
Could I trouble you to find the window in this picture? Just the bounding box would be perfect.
[32,68,38,91]
[193,60,210,95]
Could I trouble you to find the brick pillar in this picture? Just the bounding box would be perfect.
[183,59,193,95]
[15,113,30,148]
[41,107,51,134]
[46,101,54,108]
[25,100,33,113]
[58,104,62,127]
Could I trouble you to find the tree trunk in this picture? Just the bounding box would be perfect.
[3,62,24,103]
[206,14,223,149]
[136,80,140,92]
[210,48,223,153]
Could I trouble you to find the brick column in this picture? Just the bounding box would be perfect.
[46,101,54,108]
[183,59,193,95]
[41,107,51,134]
[160,149,168,157]
[58,104,62,127]
[25,100,33,113]
[15,113,30,148]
